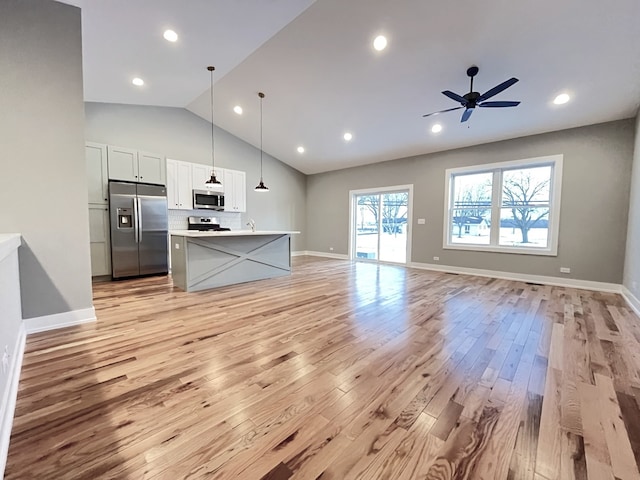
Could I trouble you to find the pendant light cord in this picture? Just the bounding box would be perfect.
[259,92,264,181]
[209,66,215,172]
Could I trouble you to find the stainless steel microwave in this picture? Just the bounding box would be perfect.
[193,189,225,211]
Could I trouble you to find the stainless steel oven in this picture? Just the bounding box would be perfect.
[193,189,225,210]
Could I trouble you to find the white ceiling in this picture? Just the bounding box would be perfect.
[61,0,640,174]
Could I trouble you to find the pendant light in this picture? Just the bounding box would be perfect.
[255,92,269,192]
[205,66,221,186]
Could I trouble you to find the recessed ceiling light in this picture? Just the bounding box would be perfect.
[343,132,353,141]
[233,105,243,115]
[163,30,178,42]
[373,35,387,51]
[297,146,305,154]
[553,93,570,105]
[431,124,443,133]
[132,77,144,86]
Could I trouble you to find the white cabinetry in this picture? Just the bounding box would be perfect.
[86,142,108,205]
[192,164,223,192]
[167,159,193,210]
[223,169,246,212]
[167,160,246,212]
[88,204,111,277]
[138,151,166,185]
[86,142,111,276]
[107,146,166,185]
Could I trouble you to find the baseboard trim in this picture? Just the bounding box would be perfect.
[622,286,640,317]
[302,251,349,260]
[409,261,621,293]
[0,323,26,477]
[300,253,623,293]
[23,306,96,335]
[291,251,307,257]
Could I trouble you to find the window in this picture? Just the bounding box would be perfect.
[349,185,413,264]
[444,155,563,255]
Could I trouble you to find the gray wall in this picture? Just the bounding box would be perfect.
[307,120,635,284]
[0,0,93,318]
[623,113,640,299]
[84,103,307,251]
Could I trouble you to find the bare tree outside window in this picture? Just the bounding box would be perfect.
[445,156,561,253]
[357,195,379,226]
[381,193,408,233]
[501,166,551,245]
[357,193,408,233]
[453,183,491,238]
[450,172,492,244]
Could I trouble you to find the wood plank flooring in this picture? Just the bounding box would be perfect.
[5,256,640,479]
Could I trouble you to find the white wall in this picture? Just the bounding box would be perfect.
[0,0,93,319]
[623,113,640,308]
[84,103,307,251]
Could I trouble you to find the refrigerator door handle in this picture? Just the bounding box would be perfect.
[137,197,143,242]
[133,196,139,244]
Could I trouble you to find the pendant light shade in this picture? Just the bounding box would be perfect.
[205,66,221,186]
[255,92,269,192]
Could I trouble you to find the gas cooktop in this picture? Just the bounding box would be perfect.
[187,216,231,232]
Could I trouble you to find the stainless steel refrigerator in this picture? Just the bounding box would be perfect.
[109,181,168,278]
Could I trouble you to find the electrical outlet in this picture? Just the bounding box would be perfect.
[433,256,440,261]
[2,346,9,374]
[329,247,334,251]
[417,218,426,225]
[560,267,571,274]
[175,243,180,250]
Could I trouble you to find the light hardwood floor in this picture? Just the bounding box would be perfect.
[6,256,640,479]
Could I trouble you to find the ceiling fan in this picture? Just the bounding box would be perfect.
[423,66,520,123]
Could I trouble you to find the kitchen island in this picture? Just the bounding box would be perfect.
[170,230,299,292]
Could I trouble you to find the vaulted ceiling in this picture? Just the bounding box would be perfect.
[60,0,640,174]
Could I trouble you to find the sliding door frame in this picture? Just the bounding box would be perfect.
[348,184,413,265]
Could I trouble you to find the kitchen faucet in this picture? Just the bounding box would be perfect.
[247,219,256,232]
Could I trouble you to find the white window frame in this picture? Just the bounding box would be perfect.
[443,154,563,256]
[349,184,413,264]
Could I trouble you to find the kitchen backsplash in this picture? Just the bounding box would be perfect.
[168,210,243,231]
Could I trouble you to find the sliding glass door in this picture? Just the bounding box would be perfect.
[351,187,411,264]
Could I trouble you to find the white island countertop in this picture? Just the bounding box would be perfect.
[170,230,300,238]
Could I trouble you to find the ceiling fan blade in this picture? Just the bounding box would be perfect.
[461,108,474,122]
[477,77,519,102]
[442,90,468,104]
[478,101,521,108]
[422,106,464,117]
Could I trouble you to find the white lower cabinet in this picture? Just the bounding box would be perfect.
[88,204,111,276]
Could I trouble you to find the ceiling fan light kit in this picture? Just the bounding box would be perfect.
[423,65,520,123]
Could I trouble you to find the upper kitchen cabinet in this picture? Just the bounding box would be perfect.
[223,169,246,212]
[167,159,193,210]
[107,146,166,185]
[107,146,137,182]
[138,151,166,185]
[86,142,108,205]
[192,164,224,192]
